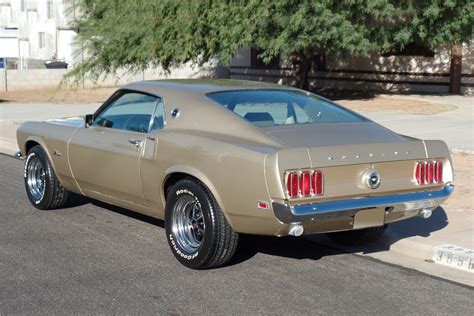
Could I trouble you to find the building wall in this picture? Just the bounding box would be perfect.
[0,61,224,91]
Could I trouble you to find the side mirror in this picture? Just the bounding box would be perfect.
[84,114,93,127]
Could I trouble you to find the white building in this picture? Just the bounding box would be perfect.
[0,0,78,69]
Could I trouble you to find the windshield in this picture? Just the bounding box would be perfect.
[207,90,365,128]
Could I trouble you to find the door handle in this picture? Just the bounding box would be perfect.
[128,139,143,147]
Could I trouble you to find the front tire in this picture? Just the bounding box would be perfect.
[165,178,239,269]
[326,225,386,245]
[24,145,68,210]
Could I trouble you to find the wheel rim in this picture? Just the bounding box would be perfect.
[171,195,205,254]
[26,156,46,202]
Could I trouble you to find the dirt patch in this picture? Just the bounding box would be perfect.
[337,96,456,115]
[0,87,117,104]
[442,153,473,211]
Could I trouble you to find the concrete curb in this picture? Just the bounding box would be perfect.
[305,231,474,287]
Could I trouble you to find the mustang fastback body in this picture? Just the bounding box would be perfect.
[17,80,454,269]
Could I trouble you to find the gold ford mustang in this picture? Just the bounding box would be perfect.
[17,80,454,269]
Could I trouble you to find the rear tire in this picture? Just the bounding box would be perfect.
[165,178,239,269]
[24,145,69,210]
[326,226,386,245]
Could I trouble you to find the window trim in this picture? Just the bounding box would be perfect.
[91,89,166,134]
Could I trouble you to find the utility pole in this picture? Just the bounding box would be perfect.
[4,58,7,92]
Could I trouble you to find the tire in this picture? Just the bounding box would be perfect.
[326,225,386,245]
[165,178,239,269]
[24,145,69,210]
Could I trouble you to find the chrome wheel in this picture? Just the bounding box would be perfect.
[171,195,205,254]
[26,155,46,202]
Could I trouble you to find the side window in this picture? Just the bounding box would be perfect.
[151,100,165,131]
[93,92,158,133]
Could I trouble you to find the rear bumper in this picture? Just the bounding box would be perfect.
[272,185,454,224]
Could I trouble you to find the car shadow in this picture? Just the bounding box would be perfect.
[91,199,166,228]
[305,206,449,256]
[66,195,448,265]
[230,206,449,265]
[62,192,91,208]
[228,234,347,266]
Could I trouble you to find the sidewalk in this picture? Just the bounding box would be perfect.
[307,203,474,286]
[0,96,473,285]
[0,102,99,156]
[358,94,473,152]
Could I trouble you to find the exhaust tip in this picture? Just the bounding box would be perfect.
[288,224,304,237]
[418,208,433,219]
[14,151,23,160]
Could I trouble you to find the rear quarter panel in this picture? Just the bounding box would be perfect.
[140,130,283,235]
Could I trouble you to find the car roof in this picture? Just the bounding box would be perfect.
[122,79,298,98]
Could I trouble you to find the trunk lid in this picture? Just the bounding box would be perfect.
[262,123,450,202]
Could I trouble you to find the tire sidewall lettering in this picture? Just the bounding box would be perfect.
[176,189,195,197]
[24,150,45,204]
[169,233,199,260]
[24,152,36,178]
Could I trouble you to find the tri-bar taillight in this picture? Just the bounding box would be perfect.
[415,161,443,185]
[286,170,323,198]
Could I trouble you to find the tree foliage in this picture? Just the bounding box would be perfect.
[68,0,473,88]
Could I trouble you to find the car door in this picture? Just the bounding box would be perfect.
[68,90,160,206]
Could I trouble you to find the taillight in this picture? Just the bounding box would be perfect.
[287,172,299,198]
[426,162,434,184]
[435,161,443,183]
[286,170,323,198]
[299,172,311,196]
[312,171,323,195]
[415,163,425,184]
[415,160,443,185]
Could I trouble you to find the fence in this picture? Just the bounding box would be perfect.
[229,67,474,95]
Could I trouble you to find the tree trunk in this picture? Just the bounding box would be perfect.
[290,51,312,90]
[449,44,462,94]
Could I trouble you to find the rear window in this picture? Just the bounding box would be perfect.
[207,90,365,128]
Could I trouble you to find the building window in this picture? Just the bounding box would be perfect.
[39,32,45,49]
[21,0,26,11]
[47,0,53,19]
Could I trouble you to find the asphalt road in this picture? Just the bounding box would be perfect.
[0,154,472,314]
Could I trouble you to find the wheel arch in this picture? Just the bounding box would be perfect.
[23,136,58,175]
[162,166,232,225]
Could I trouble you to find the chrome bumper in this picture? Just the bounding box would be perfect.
[272,185,454,224]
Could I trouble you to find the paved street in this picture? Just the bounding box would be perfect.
[0,154,472,314]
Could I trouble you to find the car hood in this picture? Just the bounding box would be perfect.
[262,122,406,148]
[46,117,84,127]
